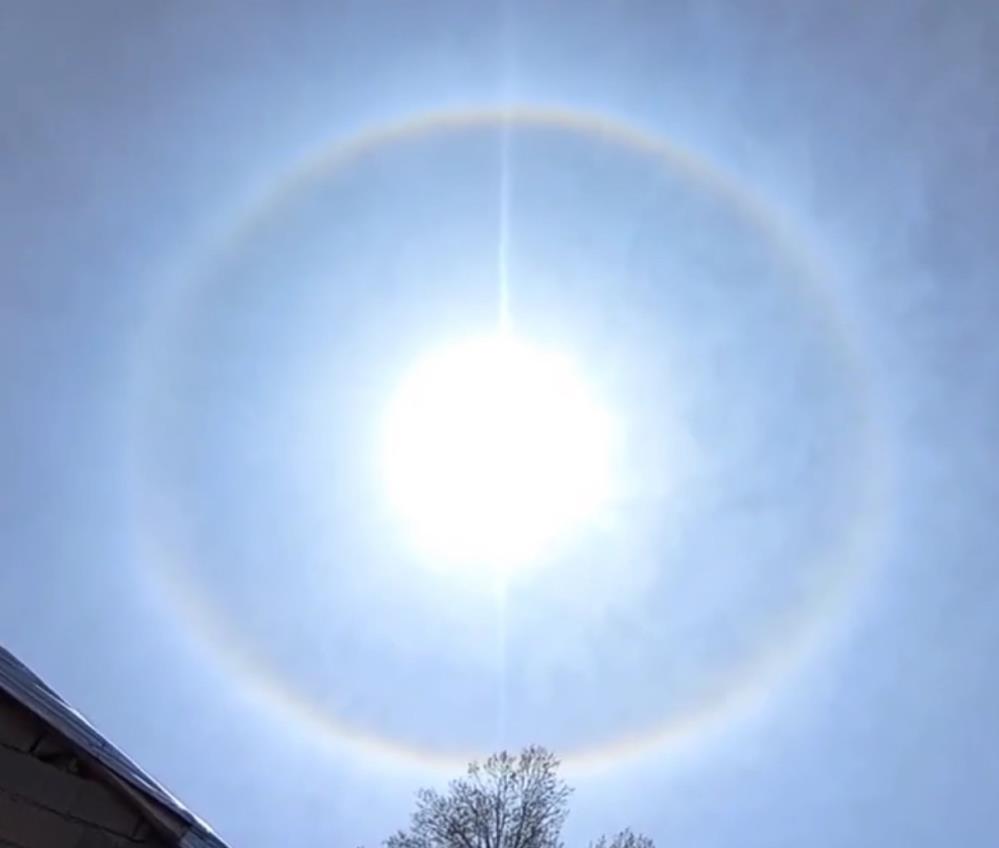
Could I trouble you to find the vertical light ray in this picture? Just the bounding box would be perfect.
[494,575,510,749]
[494,0,516,747]
[497,0,516,335]
[497,110,513,334]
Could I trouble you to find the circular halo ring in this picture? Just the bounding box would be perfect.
[132,105,890,776]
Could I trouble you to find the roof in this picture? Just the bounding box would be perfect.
[0,645,230,848]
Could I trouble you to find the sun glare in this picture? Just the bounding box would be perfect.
[381,334,617,575]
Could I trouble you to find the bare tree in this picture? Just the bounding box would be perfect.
[383,747,654,848]
[589,831,655,848]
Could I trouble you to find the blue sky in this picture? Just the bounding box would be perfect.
[2,2,998,847]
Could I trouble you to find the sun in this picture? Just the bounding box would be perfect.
[381,334,617,576]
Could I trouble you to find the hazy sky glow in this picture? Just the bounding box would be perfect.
[2,3,998,848]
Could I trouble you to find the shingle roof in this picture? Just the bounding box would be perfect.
[0,645,229,848]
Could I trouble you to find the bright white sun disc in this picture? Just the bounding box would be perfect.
[381,334,618,574]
